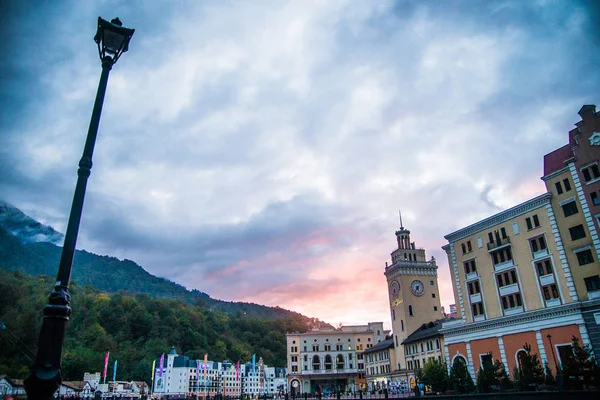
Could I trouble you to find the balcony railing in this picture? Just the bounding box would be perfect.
[469,293,482,303]
[465,272,478,281]
[494,260,515,272]
[473,315,485,322]
[300,368,358,375]
[503,306,524,316]
[540,273,555,286]
[487,236,511,251]
[545,298,561,307]
[532,248,549,259]
[499,283,519,296]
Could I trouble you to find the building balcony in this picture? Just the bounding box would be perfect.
[532,248,549,260]
[589,290,600,300]
[300,368,358,376]
[545,298,561,307]
[503,306,524,316]
[540,273,555,286]
[499,283,519,296]
[494,260,516,273]
[487,237,511,252]
[465,272,478,281]
[469,293,482,303]
[473,315,485,322]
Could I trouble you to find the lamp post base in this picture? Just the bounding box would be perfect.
[24,367,61,400]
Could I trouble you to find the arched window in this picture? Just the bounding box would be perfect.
[392,309,395,320]
[336,354,344,369]
[325,354,333,370]
[409,305,414,316]
[452,355,467,368]
[312,355,321,371]
[516,350,527,371]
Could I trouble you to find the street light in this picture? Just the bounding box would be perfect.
[24,17,134,400]
[546,334,559,374]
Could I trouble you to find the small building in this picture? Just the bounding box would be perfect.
[363,338,395,392]
[0,377,25,396]
[401,320,446,389]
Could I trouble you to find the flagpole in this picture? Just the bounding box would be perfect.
[151,360,156,398]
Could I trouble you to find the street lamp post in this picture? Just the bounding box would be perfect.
[546,334,563,390]
[24,17,134,400]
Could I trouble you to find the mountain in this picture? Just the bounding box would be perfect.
[0,200,324,323]
[0,200,63,244]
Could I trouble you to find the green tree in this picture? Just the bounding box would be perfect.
[513,343,544,391]
[449,357,475,394]
[476,357,510,393]
[421,358,448,393]
[544,361,555,386]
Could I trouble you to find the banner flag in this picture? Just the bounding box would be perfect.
[151,360,156,383]
[203,353,208,378]
[236,361,240,380]
[103,352,110,379]
[159,353,165,377]
[113,360,117,382]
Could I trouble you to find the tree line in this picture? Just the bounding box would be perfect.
[0,269,310,383]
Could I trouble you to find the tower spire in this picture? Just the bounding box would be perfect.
[399,210,403,229]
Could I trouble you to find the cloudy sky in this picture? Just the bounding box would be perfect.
[1,0,599,328]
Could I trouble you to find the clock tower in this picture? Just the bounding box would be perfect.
[384,222,442,372]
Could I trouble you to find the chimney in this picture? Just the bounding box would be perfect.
[578,104,596,122]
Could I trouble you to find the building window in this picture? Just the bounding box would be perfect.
[581,163,600,183]
[501,293,523,310]
[461,243,467,254]
[324,344,331,351]
[464,260,477,275]
[535,259,553,276]
[569,225,586,241]
[472,302,485,316]
[434,306,438,311]
[291,365,298,372]
[512,222,520,235]
[555,181,563,194]
[409,305,414,316]
[491,247,513,266]
[576,248,594,266]
[564,178,572,191]
[584,275,600,292]
[542,284,560,301]
[501,227,507,239]
[392,309,395,320]
[496,269,518,287]
[525,215,540,230]
[591,192,600,206]
[557,345,575,368]
[312,345,319,352]
[467,240,472,252]
[432,293,436,298]
[430,280,434,286]
[468,280,481,295]
[562,200,579,217]
[529,235,547,253]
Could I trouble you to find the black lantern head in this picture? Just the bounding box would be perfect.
[94,17,135,64]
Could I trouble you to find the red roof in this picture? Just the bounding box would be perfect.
[543,144,572,176]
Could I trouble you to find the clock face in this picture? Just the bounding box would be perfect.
[292,381,299,388]
[411,280,424,296]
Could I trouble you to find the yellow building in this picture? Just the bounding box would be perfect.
[402,319,446,390]
[440,105,600,378]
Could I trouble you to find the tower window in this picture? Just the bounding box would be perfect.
[409,305,414,316]
[401,320,404,331]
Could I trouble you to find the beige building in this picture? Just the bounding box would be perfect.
[286,322,387,395]
[384,223,444,383]
[440,105,600,377]
[363,338,395,392]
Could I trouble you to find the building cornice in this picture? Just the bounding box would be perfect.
[440,301,582,337]
[443,193,552,243]
[541,166,570,182]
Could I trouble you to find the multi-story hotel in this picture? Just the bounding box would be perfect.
[153,348,286,397]
[286,322,387,395]
[440,105,600,378]
[384,224,444,384]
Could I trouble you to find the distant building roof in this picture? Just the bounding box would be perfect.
[401,320,447,345]
[169,346,178,355]
[363,338,394,355]
[543,144,572,177]
[62,381,85,391]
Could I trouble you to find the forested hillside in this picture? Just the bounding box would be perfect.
[0,269,310,382]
